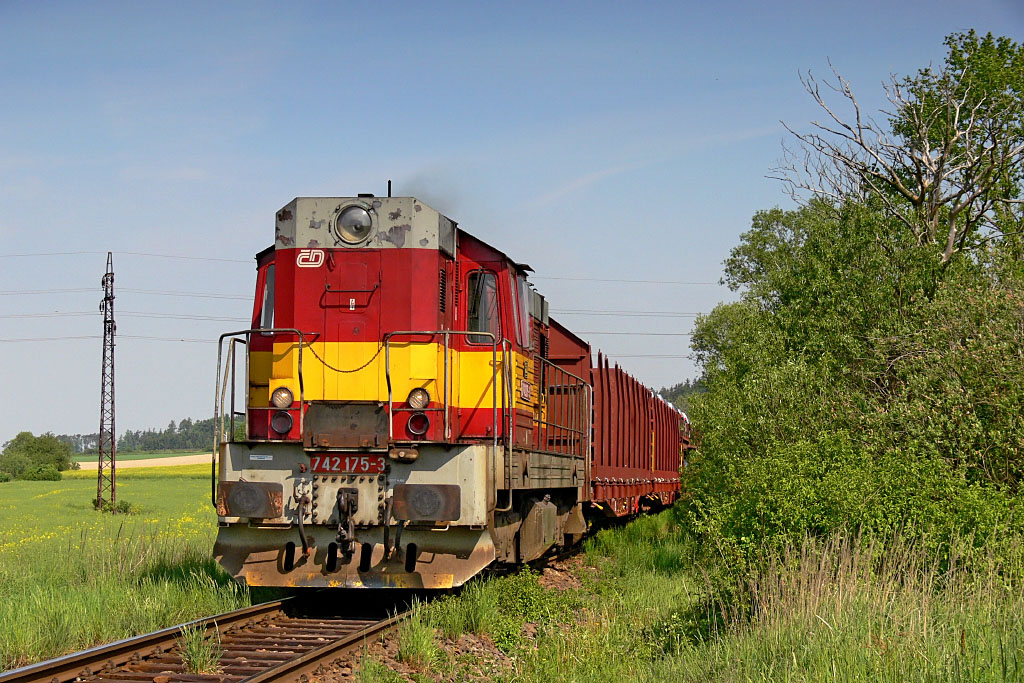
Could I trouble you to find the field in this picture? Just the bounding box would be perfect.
[6,467,1024,680]
[71,449,207,463]
[0,464,249,671]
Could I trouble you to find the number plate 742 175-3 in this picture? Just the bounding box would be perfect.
[309,454,386,474]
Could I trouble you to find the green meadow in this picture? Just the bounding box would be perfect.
[0,465,249,671]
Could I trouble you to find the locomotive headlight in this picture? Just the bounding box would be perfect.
[407,388,430,410]
[336,206,373,244]
[270,411,293,435]
[407,412,430,436]
[271,387,294,409]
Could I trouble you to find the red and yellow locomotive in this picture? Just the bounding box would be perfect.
[212,194,692,588]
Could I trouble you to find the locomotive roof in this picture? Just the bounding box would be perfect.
[272,196,533,278]
[275,196,458,255]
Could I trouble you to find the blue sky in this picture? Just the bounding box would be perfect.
[1,1,1021,442]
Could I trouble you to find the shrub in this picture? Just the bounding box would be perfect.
[93,499,140,514]
[0,472,11,483]
[1,432,73,477]
[19,464,61,481]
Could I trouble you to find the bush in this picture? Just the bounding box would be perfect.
[93,499,140,514]
[0,472,11,483]
[686,200,1024,568]
[1,432,73,478]
[19,465,61,481]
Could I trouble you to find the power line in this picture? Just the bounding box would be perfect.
[553,310,702,317]
[0,287,251,300]
[120,251,250,264]
[122,335,217,343]
[0,251,100,259]
[580,331,692,336]
[598,356,688,360]
[0,334,215,343]
[0,250,251,264]
[0,335,101,342]
[534,276,718,285]
[0,288,95,296]
[0,311,248,321]
[121,289,250,300]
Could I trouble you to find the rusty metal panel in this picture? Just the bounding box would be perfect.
[303,401,388,448]
[217,481,284,519]
[391,483,461,521]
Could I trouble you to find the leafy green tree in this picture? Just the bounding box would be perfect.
[688,196,1024,562]
[686,32,1024,559]
[0,432,74,478]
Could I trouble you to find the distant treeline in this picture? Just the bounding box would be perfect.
[117,417,217,452]
[658,378,705,414]
[55,417,218,453]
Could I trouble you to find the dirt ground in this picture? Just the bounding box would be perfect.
[75,453,210,470]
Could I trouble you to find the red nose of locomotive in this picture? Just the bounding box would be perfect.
[241,196,459,448]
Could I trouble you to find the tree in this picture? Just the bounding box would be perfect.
[773,31,1024,268]
[658,378,706,414]
[1,432,74,478]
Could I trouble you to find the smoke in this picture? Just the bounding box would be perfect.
[395,167,467,217]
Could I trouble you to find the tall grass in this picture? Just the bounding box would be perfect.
[655,533,1024,681]
[0,476,249,671]
[176,622,223,674]
[503,510,1024,682]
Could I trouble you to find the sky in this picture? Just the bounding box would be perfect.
[1,0,1022,443]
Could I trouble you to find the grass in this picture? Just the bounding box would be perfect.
[375,508,1024,682]
[396,599,437,669]
[0,467,248,671]
[176,621,223,674]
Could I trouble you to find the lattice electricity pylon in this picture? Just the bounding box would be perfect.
[96,251,117,511]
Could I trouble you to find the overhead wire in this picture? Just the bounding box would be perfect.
[0,251,251,264]
[0,311,249,321]
[533,276,718,285]
[553,310,702,317]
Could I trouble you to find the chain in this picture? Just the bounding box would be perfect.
[305,342,384,374]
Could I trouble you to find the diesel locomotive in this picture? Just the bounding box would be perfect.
[212,194,692,588]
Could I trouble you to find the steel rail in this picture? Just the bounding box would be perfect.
[242,612,404,682]
[0,598,408,683]
[0,599,290,683]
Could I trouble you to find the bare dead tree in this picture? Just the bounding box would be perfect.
[771,59,1024,266]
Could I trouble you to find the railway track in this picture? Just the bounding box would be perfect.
[0,595,408,683]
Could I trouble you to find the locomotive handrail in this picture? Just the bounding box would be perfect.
[212,328,307,506]
[533,356,591,459]
[383,330,511,514]
[494,337,515,513]
[382,330,500,450]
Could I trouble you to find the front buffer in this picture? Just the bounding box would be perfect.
[213,442,499,589]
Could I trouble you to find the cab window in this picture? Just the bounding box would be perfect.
[467,271,500,344]
[517,275,532,349]
[260,264,275,330]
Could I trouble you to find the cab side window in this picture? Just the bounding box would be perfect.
[467,271,500,344]
[260,264,275,330]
